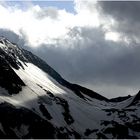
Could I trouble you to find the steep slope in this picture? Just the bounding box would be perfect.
[0,37,140,138]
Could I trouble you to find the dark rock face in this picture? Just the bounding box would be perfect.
[100,120,138,139]
[0,102,55,139]
[129,91,140,106]
[100,108,140,139]
[55,97,74,125]
[0,102,79,139]
[71,84,109,101]
[39,104,52,120]
[0,56,25,95]
[44,89,74,125]
[84,129,98,136]
[0,38,26,95]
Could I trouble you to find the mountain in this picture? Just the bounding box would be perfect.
[0,37,140,138]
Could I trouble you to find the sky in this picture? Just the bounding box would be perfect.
[0,1,140,98]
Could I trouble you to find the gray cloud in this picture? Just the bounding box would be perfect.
[30,27,140,97]
[98,1,140,21]
[33,7,59,19]
[98,1,140,42]
[0,29,24,46]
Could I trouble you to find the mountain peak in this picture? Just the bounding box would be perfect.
[0,38,27,70]
[128,90,140,106]
[0,37,17,49]
[0,36,6,40]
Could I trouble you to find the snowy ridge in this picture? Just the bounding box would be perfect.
[0,37,140,138]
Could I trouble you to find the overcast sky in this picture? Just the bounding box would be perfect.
[0,1,140,98]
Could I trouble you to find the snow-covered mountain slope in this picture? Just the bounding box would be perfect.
[0,37,140,138]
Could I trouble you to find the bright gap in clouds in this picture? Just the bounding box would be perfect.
[105,32,120,42]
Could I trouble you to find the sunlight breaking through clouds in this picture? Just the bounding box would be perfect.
[0,0,104,47]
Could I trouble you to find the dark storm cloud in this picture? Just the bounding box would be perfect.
[32,27,140,88]
[98,1,140,21]
[98,1,140,41]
